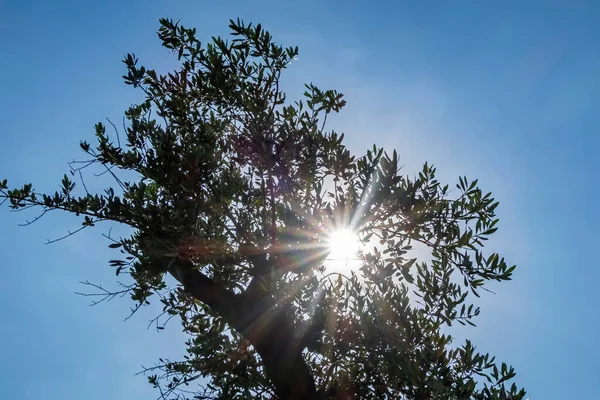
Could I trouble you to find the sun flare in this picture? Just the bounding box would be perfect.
[326,229,360,270]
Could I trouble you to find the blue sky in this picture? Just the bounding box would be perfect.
[1,1,599,398]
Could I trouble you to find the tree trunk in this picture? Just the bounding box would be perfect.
[169,261,319,399]
[247,306,318,399]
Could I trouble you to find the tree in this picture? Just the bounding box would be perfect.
[1,18,526,400]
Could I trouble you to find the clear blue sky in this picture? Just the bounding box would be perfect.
[1,1,599,398]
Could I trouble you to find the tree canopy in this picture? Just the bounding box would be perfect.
[1,18,526,400]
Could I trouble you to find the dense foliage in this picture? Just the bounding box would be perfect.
[1,19,525,399]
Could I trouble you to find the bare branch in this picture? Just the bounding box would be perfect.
[46,223,95,245]
[18,208,49,226]
[77,169,90,195]
[106,117,122,148]
[68,159,97,172]
[74,280,134,306]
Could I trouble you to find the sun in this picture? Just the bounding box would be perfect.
[326,229,360,270]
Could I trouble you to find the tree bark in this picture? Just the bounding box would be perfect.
[168,261,319,399]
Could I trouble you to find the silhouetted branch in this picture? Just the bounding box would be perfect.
[106,117,122,148]
[46,223,95,244]
[68,158,97,172]
[74,280,134,306]
[18,208,49,226]
[77,168,90,195]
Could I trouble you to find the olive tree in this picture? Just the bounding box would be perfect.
[1,18,526,400]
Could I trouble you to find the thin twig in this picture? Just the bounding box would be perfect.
[106,118,121,148]
[68,158,97,172]
[78,169,89,195]
[74,280,133,306]
[18,209,48,226]
[46,223,92,244]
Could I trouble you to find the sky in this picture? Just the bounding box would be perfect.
[1,1,599,398]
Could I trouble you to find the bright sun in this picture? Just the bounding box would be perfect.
[326,229,360,270]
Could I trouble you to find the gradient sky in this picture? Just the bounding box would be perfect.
[1,1,599,399]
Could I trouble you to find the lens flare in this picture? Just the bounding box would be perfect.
[327,229,360,266]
